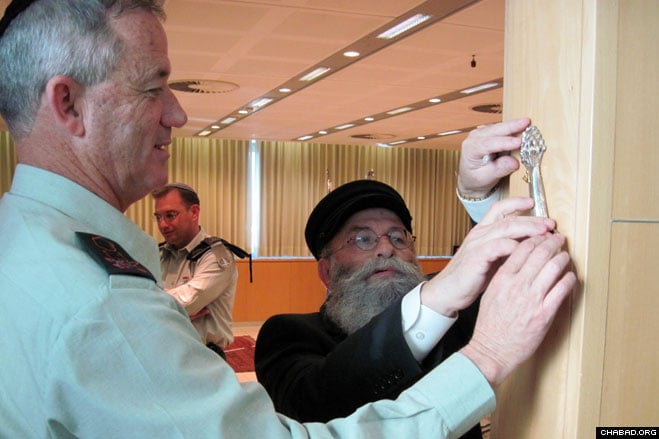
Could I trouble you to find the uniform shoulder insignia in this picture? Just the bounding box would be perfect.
[187,240,213,262]
[188,236,253,282]
[76,232,156,282]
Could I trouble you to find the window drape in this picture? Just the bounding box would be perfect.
[0,134,470,257]
[258,141,470,257]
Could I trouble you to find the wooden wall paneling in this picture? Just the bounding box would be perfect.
[611,0,659,219]
[497,0,658,437]
[231,258,452,322]
[602,223,659,425]
[232,260,326,322]
[494,0,590,436]
[572,1,619,436]
[601,0,659,427]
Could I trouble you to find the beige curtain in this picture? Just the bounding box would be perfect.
[258,141,471,257]
[1,133,469,257]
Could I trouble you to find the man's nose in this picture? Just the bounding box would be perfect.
[374,236,395,258]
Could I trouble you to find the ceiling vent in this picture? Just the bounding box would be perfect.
[471,103,502,114]
[169,79,239,94]
[350,133,396,140]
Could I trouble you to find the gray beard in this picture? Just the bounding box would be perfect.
[323,257,427,335]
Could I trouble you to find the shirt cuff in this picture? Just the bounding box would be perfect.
[411,352,496,436]
[401,283,457,362]
[457,187,501,223]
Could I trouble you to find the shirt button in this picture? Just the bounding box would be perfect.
[415,332,425,340]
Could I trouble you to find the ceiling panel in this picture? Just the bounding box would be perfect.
[0,0,506,150]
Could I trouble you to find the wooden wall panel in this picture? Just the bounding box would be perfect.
[494,0,589,436]
[496,1,658,437]
[611,0,659,220]
[602,223,659,425]
[232,258,451,322]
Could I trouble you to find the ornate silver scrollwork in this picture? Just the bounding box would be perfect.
[520,125,548,217]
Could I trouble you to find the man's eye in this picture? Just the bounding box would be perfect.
[354,234,373,245]
[389,235,404,245]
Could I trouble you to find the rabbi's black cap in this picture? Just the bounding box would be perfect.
[304,180,412,259]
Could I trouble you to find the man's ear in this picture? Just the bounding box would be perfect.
[317,258,332,289]
[45,75,85,136]
[190,204,200,220]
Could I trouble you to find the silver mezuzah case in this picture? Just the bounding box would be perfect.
[520,125,549,217]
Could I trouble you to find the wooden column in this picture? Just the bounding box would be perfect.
[493,0,658,437]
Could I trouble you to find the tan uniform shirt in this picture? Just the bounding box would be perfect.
[160,229,237,347]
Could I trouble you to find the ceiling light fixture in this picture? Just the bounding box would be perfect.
[389,140,407,145]
[220,117,236,124]
[460,82,499,94]
[343,51,360,57]
[387,106,413,115]
[297,135,314,141]
[299,67,331,82]
[438,130,462,136]
[250,97,274,109]
[210,124,220,129]
[198,130,212,137]
[279,88,292,93]
[289,77,502,143]
[335,123,355,130]
[377,13,432,39]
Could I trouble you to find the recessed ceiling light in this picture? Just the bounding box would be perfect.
[364,117,375,121]
[438,130,462,136]
[377,14,431,39]
[318,130,328,135]
[279,88,292,93]
[387,107,413,115]
[198,130,212,137]
[389,140,408,145]
[169,79,239,94]
[343,51,360,57]
[220,117,236,124]
[335,123,355,130]
[417,136,426,140]
[210,124,220,129]
[299,67,331,82]
[297,135,313,141]
[238,109,249,115]
[429,98,442,103]
[460,82,499,94]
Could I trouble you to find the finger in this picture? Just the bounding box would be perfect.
[474,118,531,139]
[497,234,548,275]
[480,197,546,225]
[516,234,566,280]
[530,249,572,295]
[542,271,577,319]
[463,135,520,163]
[468,118,531,161]
[489,153,521,177]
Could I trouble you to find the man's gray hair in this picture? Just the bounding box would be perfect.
[0,0,165,139]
